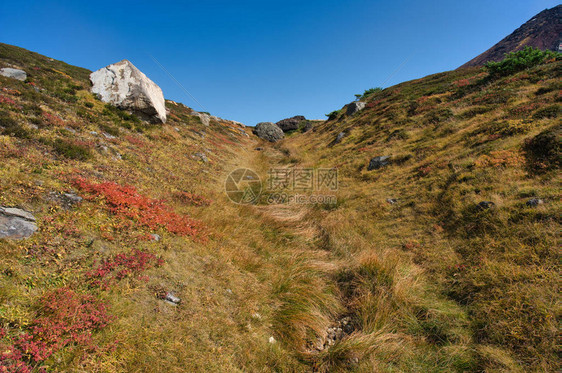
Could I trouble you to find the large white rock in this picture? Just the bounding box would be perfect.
[90,60,166,123]
[0,68,27,81]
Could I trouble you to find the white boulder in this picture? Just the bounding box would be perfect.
[90,60,166,123]
[0,68,27,81]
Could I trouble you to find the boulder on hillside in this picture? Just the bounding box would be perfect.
[253,122,284,142]
[191,111,211,126]
[276,115,306,132]
[367,156,390,170]
[303,121,314,132]
[90,60,166,123]
[0,67,27,81]
[329,132,346,147]
[346,101,366,116]
[0,206,37,239]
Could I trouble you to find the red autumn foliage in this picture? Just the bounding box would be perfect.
[124,135,148,148]
[453,78,470,87]
[0,289,112,372]
[1,88,21,96]
[0,95,17,106]
[42,112,65,127]
[72,177,206,240]
[85,248,163,289]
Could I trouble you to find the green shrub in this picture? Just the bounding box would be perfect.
[485,47,559,78]
[51,138,92,160]
[523,126,561,174]
[457,105,494,119]
[0,111,32,139]
[532,105,560,119]
[424,107,454,125]
[358,87,383,99]
[325,110,341,121]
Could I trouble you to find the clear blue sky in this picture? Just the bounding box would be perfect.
[1,0,559,125]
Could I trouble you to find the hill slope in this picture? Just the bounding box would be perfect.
[0,43,560,372]
[278,58,560,371]
[461,5,561,68]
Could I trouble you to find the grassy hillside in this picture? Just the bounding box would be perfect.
[276,57,560,371]
[0,42,560,372]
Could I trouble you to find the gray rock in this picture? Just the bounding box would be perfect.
[477,201,495,210]
[526,198,544,207]
[0,207,38,239]
[367,156,391,171]
[330,132,346,147]
[346,101,366,116]
[164,292,181,305]
[150,233,161,241]
[386,198,397,204]
[90,60,166,123]
[237,128,249,137]
[192,111,210,126]
[64,193,82,204]
[0,68,27,81]
[275,115,306,132]
[48,192,83,209]
[253,122,285,142]
[193,152,208,162]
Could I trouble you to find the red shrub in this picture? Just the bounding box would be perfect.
[1,289,112,371]
[0,95,17,106]
[86,248,163,289]
[42,112,65,127]
[453,79,470,87]
[72,177,206,240]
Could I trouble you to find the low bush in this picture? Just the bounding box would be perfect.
[0,289,112,371]
[73,177,207,240]
[523,126,561,173]
[485,47,559,78]
[51,138,92,160]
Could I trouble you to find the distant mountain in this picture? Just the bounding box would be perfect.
[461,5,561,68]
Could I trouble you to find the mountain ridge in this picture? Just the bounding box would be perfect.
[461,5,561,68]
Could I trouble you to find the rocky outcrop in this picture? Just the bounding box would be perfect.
[346,101,366,116]
[0,207,37,239]
[0,67,26,81]
[253,122,284,142]
[191,111,211,126]
[276,115,306,132]
[90,60,166,123]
